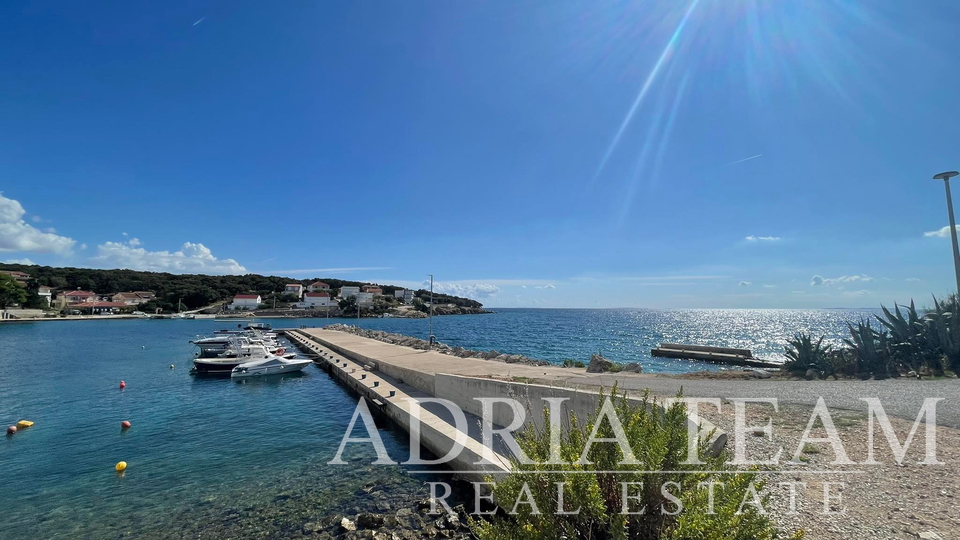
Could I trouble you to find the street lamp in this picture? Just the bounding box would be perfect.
[933,170,960,296]
[428,274,434,347]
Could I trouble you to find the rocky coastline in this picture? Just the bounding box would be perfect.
[213,305,492,319]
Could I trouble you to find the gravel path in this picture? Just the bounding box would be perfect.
[609,377,960,427]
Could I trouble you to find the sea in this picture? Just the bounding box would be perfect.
[0,308,876,538]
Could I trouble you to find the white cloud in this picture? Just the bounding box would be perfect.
[534,284,556,289]
[745,235,781,242]
[0,193,76,254]
[80,243,88,250]
[2,258,36,265]
[93,239,246,274]
[906,277,921,282]
[924,225,960,238]
[428,281,500,300]
[811,274,873,286]
[763,284,777,288]
[739,281,752,287]
[31,215,41,223]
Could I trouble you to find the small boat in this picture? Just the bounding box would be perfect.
[193,343,278,374]
[231,356,312,378]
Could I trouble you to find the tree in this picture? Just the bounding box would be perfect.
[0,274,27,308]
[338,295,358,316]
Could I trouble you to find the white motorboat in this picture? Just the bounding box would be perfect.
[193,343,278,374]
[231,356,312,378]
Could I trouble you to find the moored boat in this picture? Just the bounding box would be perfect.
[231,356,311,378]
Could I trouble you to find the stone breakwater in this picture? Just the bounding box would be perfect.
[324,324,551,366]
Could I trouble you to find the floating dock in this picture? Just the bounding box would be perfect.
[651,343,781,368]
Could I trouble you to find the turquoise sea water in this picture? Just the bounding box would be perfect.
[0,308,875,538]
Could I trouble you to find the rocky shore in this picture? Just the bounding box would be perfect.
[304,496,474,540]
[325,324,551,366]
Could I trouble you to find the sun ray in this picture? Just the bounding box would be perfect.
[591,0,702,185]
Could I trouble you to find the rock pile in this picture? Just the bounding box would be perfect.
[306,502,474,539]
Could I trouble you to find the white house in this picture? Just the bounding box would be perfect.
[230,294,261,310]
[298,292,336,309]
[37,286,53,307]
[284,283,304,299]
[394,289,415,304]
[307,281,330,293]
[356,291,374,307]
[339,286,360,298]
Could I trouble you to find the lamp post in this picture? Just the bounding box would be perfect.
[934,171,960,296]
[428,274,434,347]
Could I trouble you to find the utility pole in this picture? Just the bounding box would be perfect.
[428,274,434,347]
[934,171,960,296]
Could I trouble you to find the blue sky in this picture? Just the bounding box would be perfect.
[1,0,958,308]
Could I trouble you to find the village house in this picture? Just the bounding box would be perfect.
[0,270,31,285]
[394,289,415,304]
[37,286,52,307]
[307,281,330,293]
[230,294,261,310]
[339,286,360,298]
[362,285,383,295]
[62,290,97,304]
[298,292,336,309]
[284,283,304,299]
[111,291,156,305]
[51,290,96,310]
[356,291,375,307]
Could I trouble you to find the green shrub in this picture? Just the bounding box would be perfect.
[843,319,893,379]
[876,301,944,375]
[561,359,587,368]
[928,296,960,374]
[471,388,801,540]
[783,333,833,377]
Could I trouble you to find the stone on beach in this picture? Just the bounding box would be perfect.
[586,353,614,373]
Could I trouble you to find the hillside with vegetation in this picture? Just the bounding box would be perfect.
[0,263,483,313]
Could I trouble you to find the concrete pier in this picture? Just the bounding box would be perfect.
[283,328,727,480]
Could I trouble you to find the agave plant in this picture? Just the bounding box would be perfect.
[784,333,834,377]
[876,301,942,374]
[843,319,892,379]
[928,295,960,374]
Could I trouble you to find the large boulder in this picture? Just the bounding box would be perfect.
[586,353,614,373]
[621,362,643,373]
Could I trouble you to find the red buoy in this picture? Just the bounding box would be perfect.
[121,421,131,430]
[119,380,126,390]
[6,426,16,435]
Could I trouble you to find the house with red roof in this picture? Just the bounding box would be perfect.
[62,290,97,304]
[307,281,330,293]
[298,292,335,309]
[230,294,262,310]
[284,283,304,299]
[0,270,30,285]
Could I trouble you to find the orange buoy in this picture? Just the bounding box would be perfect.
[119,380,126,389]
[121,421,132,430]
[6,425,16,435]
